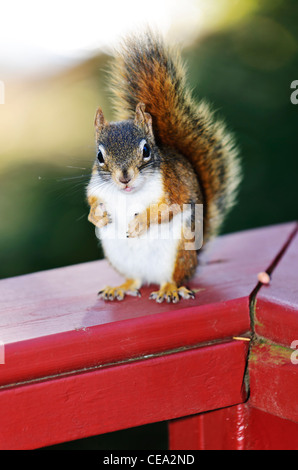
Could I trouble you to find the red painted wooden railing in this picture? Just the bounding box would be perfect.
[0,221,297,449]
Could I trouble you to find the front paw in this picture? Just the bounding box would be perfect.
[88,203,112,228]
[127,212,149,238]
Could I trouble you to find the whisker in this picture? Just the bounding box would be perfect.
[66,165,87,170]
[55,174,91,182]
[76,212,88,222]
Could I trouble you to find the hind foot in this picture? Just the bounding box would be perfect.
[98,279,141,301]
[149,282,195,304]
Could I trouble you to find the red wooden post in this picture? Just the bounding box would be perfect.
[169,404,298,450]
[169,221,298,450]
[0,222,297,449]
[250,227,298,421]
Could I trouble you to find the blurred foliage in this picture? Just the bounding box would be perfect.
[185,0,298,234]
[0,163,103,278]
[0,0,297,280]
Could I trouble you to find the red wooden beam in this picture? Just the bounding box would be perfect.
[247,224,298,425]
[0,340,248,450]
[249,342,298,423]
[254,224,298,346]
[0,223,295,387]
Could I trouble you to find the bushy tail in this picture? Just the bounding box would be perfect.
[109,32,241,241]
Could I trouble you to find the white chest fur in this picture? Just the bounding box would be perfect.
[88,173,183,285]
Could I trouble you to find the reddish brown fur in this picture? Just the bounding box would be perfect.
[110,33,241,242]
[173,236,198,285]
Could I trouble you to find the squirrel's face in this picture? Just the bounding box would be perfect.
[92,103,160,193]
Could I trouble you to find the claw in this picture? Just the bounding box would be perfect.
[98,280,142,301]
[149,283,195,304]
[178,286,195,300]
[127,289,141,297]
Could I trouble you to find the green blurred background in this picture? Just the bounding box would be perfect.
[0,0,297,450]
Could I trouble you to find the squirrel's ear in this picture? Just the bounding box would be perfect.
[134,102,154,141]
[94,107,107,134]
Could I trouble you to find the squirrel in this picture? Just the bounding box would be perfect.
[87,32,241,303]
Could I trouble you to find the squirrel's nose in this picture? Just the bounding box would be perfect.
[119,176,131,185]
[119,172,131,185]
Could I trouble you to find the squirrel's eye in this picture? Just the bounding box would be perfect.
[97,148,105,165]
[142,143,151,161]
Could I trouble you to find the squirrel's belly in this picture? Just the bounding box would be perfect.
[96,216,183,285]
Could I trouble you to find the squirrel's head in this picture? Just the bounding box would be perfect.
[92,103,160,193]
